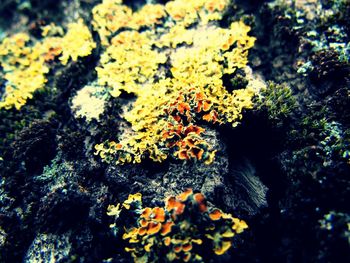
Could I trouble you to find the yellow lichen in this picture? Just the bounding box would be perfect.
[0,0,260,166]
[131,4,166,29]
[93,2,258,165]
[0,33,59,110]
[92,0,231,46]
[92,0,166,47]
[96,31,167,97]
[92,0,133,46]
[59,19,96,65]
[0,19,96,110]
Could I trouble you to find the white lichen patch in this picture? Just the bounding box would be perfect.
[244,66,266,93]
[71,84,108,122]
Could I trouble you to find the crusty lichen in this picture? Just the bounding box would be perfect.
[71,83,108,122]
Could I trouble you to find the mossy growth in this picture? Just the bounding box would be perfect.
[0,107,42,159]
[254,81,297,127]
[281,99,350,179]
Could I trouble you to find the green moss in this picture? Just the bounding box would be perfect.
[254,81,297,127]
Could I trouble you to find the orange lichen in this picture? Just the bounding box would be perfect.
[109,190,248,262]
[161,222,174,236]
[194,193,207,212]
[166,196,185,216]
[177,188,193,201]
[141,208,152,219]
[153,207,166,222]
[209,209,223,221]
[164,236,172,246]
[147,222,162,235]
